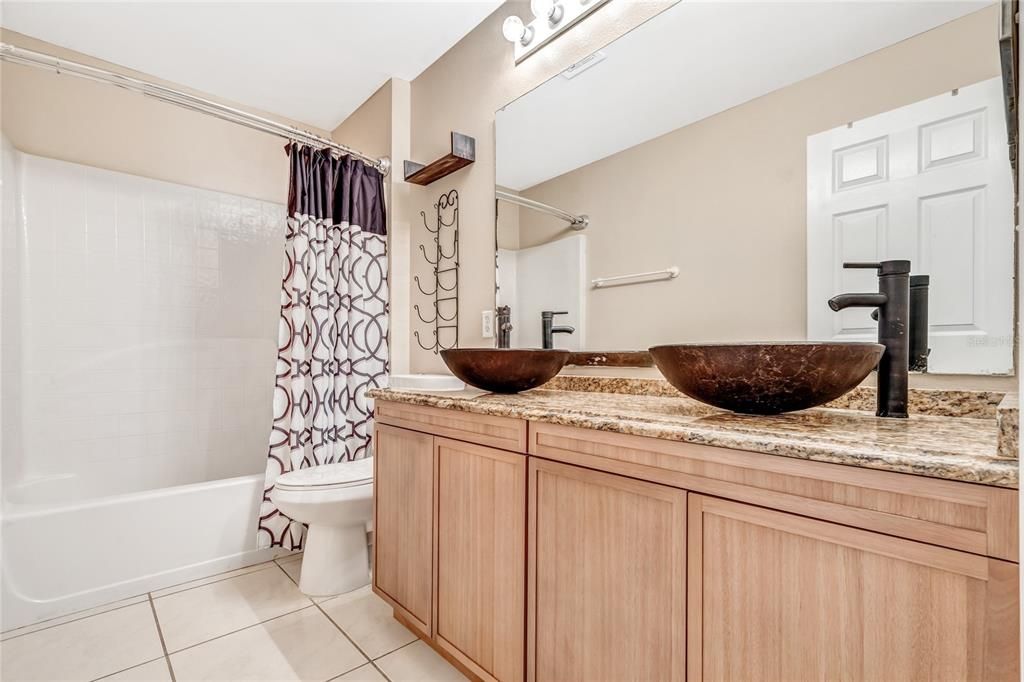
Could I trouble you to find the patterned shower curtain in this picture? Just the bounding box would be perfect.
[259,145,388,549]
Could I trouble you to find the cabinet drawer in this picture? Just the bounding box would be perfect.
[376,400,527,452]
[529,421,1018,561]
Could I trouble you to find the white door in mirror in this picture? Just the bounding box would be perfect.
[807,77,1014,375]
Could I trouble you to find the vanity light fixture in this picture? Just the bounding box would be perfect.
[502,0,610,65]
[502,16,533,46]
[531,0,564,25]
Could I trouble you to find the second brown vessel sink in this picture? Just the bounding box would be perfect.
[440,348,569,394]
[649,342,884,415]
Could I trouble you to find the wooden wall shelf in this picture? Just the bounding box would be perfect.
[404,132,475,185]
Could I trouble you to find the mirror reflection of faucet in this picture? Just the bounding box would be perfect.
[542,310,575,349]
[496,305,513,349]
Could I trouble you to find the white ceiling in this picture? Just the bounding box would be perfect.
[1,1,503,130]
[496,0,993,191]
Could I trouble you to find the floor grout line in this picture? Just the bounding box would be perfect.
[373,638,418,661]
[9,552,421,682]
[88,655,167,682]
[0,595,148,634]
[2,558,288,641]
[149,561,280,600]
[147,593,177,682]
[164,603,318,656]
[1,600,148,643]
[324,661,385,682]
[148,558,316,656]
[315,600,393,682]
[272,560,393,682]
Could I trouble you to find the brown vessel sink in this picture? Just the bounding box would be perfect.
[649,342,884,415]
[440,348,570,394]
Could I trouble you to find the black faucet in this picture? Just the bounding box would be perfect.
[870,274,930,372]
[496,305,512,349]
[827,260,910,418]
[541,311,574,349]
[908,275,930,372]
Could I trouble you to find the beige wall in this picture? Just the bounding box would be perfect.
[332,79,415,374]
[1,29,330,204]
[496,187,520,251]
[405,0,675,372]
[331,81,391,161]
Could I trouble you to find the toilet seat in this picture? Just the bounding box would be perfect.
[274,458,373,492]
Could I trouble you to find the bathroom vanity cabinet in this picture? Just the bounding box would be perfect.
[372,399,1020,682]
[373,409,527,682]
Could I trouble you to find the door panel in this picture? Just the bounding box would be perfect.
[528,459,686,682]
[688,494,1019,681]
[435,438,526,682]
[372,424,434,636]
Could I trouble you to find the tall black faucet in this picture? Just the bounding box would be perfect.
[827,260,910,418]
[908,275,930,372]
[870,274,930,372]
[541,311,574,349]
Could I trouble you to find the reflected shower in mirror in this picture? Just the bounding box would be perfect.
[494,0,1014,375]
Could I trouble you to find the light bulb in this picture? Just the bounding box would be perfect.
[502,15,532,45]
[530,0,553,18]
[530,0,563,23]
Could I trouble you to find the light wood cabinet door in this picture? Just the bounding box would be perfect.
[434,438,526,682]
[373,424,434,637]
[528,458,687,682]
[688,494,1020,682]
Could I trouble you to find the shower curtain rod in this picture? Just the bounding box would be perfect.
[495,189,588,230]
[0,43,391,176]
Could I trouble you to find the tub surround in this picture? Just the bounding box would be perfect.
[368,386,1018,488]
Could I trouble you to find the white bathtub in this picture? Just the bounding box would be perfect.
[1,473,289,631]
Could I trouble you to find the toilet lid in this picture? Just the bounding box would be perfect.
[274,458,373,491]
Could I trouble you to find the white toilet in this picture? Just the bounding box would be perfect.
[271,457,374,597]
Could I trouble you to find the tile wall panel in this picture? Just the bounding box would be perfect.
[8,150,286,501]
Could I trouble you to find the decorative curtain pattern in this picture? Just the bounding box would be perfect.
[259,145,388,549]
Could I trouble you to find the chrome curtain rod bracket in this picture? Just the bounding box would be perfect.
[495,189,588,230]
[0,43,391,176]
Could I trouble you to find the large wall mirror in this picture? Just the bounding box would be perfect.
[495,0,1015,376]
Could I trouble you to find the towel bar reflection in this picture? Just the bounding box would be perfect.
[591,266,680,289]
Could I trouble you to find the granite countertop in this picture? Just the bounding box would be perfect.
[368,386,1018,489]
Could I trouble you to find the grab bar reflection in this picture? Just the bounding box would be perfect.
[591,266,680,289]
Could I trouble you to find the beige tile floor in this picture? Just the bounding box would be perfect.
[1,554,468,682]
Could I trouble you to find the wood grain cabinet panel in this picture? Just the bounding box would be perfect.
[527,459,686,682]
[688,494,1020,682]
[373,424,435,637]
[529,422,1018,561]
[434,438,526,682]
[375,400,527,452]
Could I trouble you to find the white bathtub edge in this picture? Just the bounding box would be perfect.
[2,545,292,631]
